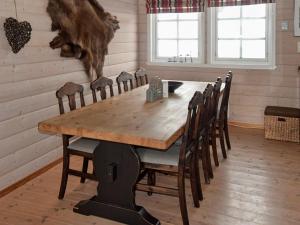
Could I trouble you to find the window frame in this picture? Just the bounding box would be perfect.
[208,4,276,68]
[147,4,276,70]
[148,13,205,64]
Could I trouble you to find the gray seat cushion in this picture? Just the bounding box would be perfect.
[137,143,181,166]
[68,138,99,154]
[217,98,231,120]
[175,137,182,146]
[217,97,222,119]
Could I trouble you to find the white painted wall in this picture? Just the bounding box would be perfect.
[1,0,299,192]
[0,0,139,190]
[138,0,300,125]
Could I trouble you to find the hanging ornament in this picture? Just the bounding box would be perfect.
[3,0,32,54]
[4,18,32,54]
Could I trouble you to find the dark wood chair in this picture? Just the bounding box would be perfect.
[209,77,222,168]
[169,84,214,185]
[206,78,222,179]
[136,91,205,225]
[135,67,149,87]
[199,84,214,184]
[90,76,114,103]
[56,82,98,199]
[217,72,233,157]
[116,71,134,94]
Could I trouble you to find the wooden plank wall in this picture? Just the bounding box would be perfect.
[138,0,300,125]
[0,0,138,191]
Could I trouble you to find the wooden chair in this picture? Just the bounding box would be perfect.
[217,72,233,157]
[116,71,134,94]
[90,76,114,103]
[206,78,222,179]
[136,91,205,225]
[199,84,214,184]
[168,84,214,185]
[56,82,98,199]
[135,67,148,87]
[202,78,222,183]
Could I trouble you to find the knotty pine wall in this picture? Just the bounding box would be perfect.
[0,0,138,190]
[138,0,300,125]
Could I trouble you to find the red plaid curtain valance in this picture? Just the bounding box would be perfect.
[208,0,275,7]
[146,0,205,14]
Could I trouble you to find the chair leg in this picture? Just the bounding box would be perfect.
[58,154,70,199]
[93,163,96,175]
[211,125,219,167]
[206,142,214,179]
[80,157,89,183]
[219,122,227,159]
[189,155,200,207]
[147,170,156,196]
[194,152,203,201]
[200,143,210,184]
[178,169,189,225]
[224,117,231,150]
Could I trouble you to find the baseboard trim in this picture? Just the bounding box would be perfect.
[0,158,63,198]
[229,121,264,129]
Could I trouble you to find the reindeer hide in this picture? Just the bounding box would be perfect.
[47,0,120,78]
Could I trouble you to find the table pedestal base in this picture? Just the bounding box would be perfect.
[73,141,160,225]
[74,196,160,225]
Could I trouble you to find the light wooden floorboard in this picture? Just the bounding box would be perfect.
[0,126,299,225]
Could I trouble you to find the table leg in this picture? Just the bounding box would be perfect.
[73,141,160,225]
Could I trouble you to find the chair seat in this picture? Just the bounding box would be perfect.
[217,101,230,120]
[176,135,205,146]
[174,137,182,146]
[68,138,99,154]
[217,97,222,119]
[137,143,181,166]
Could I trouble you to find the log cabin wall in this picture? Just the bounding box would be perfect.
[138,0,300,126]
[0,0,138,191]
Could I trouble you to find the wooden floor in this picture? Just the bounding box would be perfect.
[0,127,299,225]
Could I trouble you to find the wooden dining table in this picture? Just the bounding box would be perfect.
[38,81,222,225]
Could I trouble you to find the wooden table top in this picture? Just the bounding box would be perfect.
[38,81,222,150]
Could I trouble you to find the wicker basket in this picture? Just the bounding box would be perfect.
[264,106,300,143]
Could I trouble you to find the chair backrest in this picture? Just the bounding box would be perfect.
[199,84,213,134]
[116,71,134,94]
[178,91,204,167]
[56,82,85,115]
[219,71,233,117]
[90,76,114,103]
[135,68,149,87]
[209,78,222,123]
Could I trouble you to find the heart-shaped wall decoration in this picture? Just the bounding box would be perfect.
[3,17,32,54]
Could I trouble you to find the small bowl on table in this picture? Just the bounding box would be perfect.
[168,81,183,93]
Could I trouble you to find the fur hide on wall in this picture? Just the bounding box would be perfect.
[47,0,120,78]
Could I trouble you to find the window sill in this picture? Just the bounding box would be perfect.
[146,62,277,70]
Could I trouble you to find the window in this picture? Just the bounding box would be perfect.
[149,13,204,64]
[148,3,276,69]
[209,4,275,67]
